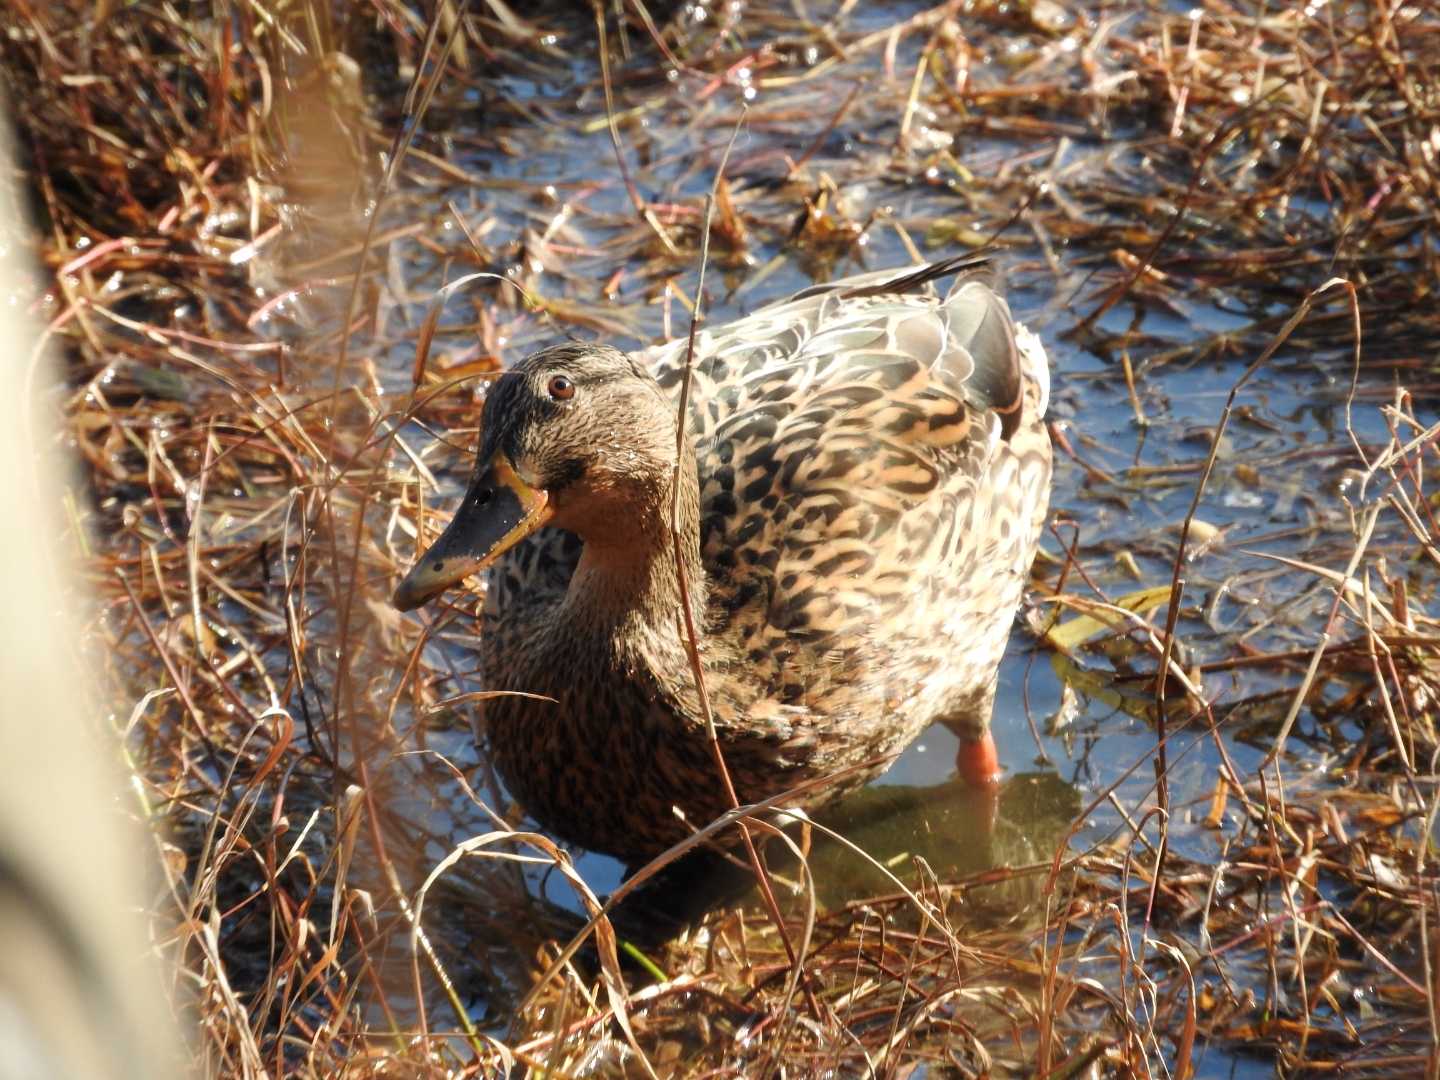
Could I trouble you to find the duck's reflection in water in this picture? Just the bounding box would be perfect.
[412,766,1082,1029]
[608,769,1082,947]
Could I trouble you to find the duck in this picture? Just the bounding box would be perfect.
[393,256,1052,864]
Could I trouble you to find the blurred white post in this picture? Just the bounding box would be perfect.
[0,117,184,1079]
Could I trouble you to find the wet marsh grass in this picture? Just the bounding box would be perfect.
[4,0,1440,1075]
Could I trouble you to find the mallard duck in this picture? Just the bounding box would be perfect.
[394,257,1052,864]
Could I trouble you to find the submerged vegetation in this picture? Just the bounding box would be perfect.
[2,0,1439,1075]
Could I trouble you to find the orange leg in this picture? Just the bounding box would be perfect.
[956,731,1002,788]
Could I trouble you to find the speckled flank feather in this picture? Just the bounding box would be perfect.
[474,262,1052,863]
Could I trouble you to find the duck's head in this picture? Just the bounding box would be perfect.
[392,342,679,611]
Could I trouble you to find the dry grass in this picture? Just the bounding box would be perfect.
[3,0,1439,1075]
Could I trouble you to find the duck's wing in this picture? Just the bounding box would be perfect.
[646,256,1034,438]
[643,261,1050,719]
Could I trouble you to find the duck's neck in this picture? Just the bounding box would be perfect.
[561,457,706,645]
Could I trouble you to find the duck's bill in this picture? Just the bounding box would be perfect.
[392,455,552,611]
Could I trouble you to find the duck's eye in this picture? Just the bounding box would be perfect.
[547,375,575,401]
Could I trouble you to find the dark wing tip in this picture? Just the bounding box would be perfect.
[838,253,995,300]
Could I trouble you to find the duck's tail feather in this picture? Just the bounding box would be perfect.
[837,253,995,299]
